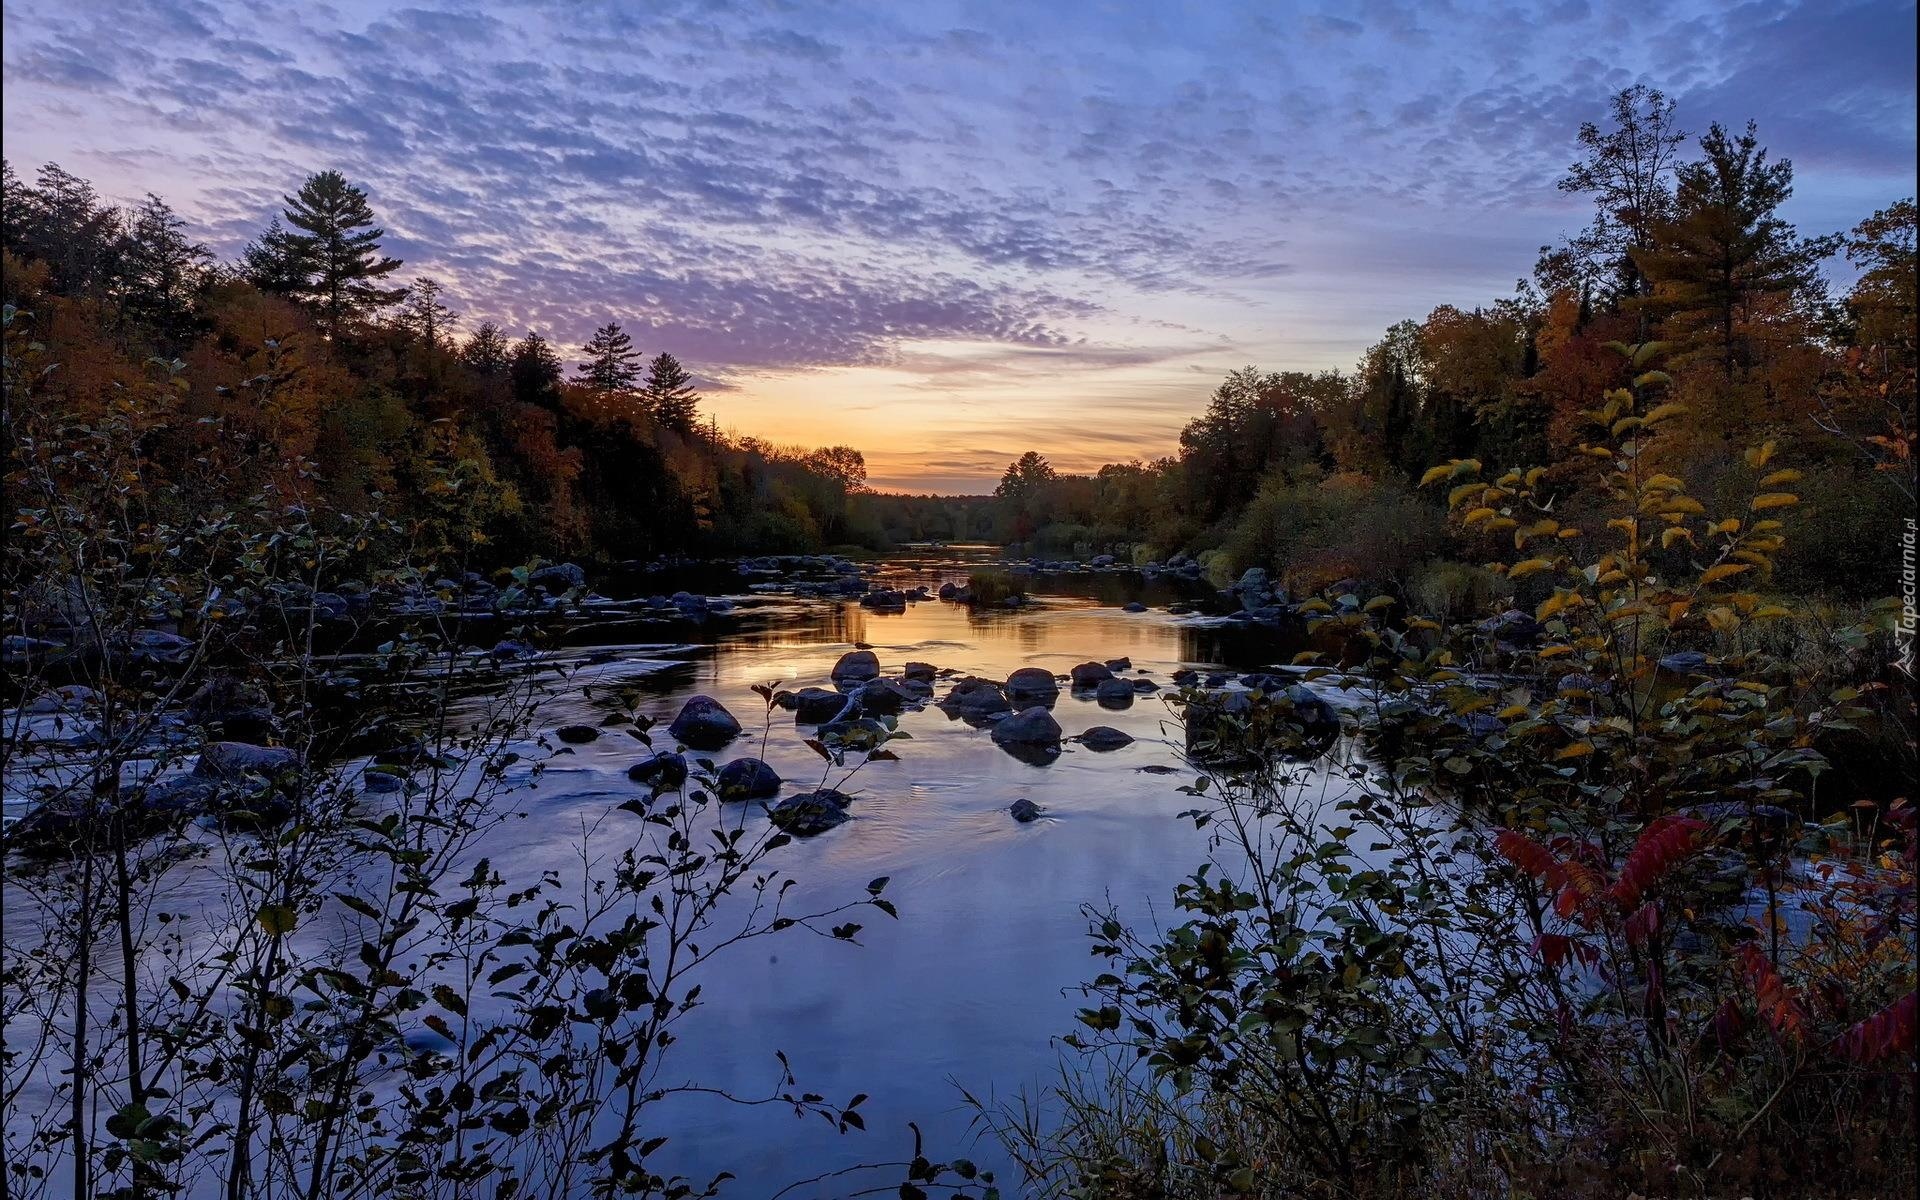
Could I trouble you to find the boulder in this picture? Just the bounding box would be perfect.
[194,742,301,783]
[24,685,100,715]
[1132,679,1160,693]
[1182,685,1340,766]
[491,639,539,661]
[768,789,853,836]
[129,629,194,664]
[991,706,1063,746]
[1121,602,1148,613]
[1095,678,1136,709]
[902,661,938,682]
[362,767,406,794]
[555,724,601,744]
[1658,651,1712,675]
[939,677,1012,717]
[832,649,881,682]
[791,686,855,725]
[854,679,914,715]
[1009,798,1043,822]
[529,562,587,593]
[1069,662,1113,687]
[1079,726,1134,751]
[716,757,782,801]
[666,695,741,750]
[1004,667,1061,701]
[1479,609,1544,650]
[1105,657,1133,671]
[1170,668,1199,686]
[627,752,688,789]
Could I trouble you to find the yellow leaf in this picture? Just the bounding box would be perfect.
[1750,605,1792,620]
[1699,562,1751,586]
[1508,558,1555,579]
[1419,464,1453,487]
[1661,526,1694,548]
[1758,469,1803,488]
[1463,507,1497,526]
[1557,527,1582,539]
[1555,742,1595,760]
[1750,493,1798,511]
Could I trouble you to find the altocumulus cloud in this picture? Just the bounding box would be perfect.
[2,0,1912,484]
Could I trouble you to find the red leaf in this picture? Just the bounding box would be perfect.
[1609,816,1707,908]
[1495,829,1565,888]
[1739,943,1809,1042]
[1834,991,1917,1064]
[1623,901,1662,946]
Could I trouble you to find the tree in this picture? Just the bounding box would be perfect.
[575,322,641,395]
[807,445,867,492]
[462,321,511,378]
[643,351,701,433]
[279,170,406,335]
[118,193,211,353]
[509,331,563,408]
[1538,85,1686,304]
[12,162,123,295]
[239,215,312,297]
[398,277,456,351]
[1633,122,1830,381]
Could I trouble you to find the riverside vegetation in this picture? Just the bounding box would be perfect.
[3,85,1915,1198]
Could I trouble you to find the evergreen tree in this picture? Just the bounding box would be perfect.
[16,162,123,295]
[240,215,313,296]
[575,322,641,394]
[118,193,212,353]
[643,351,701,432]
[280,170,406,334]
[399,277,456,350]
[510,331,563,407]
[462,321,511,377]
[1633,122,1830,379]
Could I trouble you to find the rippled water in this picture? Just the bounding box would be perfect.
[6,548,1341,1196]
[531,549,1314,1193]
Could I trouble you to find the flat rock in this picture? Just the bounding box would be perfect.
[768,789,853,836]
[991,706,1063,745]
[1079,726,1134,751]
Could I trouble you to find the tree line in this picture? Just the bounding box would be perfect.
[976,87,1913,602]
[2,163,886,564]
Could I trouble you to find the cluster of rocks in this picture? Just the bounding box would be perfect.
[934,581,1033,608]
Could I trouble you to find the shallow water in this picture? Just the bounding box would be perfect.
[519,550,1319,1193]
[4,549,1338,1197]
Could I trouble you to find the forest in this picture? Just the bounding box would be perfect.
[6,87,1910,608]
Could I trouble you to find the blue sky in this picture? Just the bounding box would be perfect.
[4,0,1914,490]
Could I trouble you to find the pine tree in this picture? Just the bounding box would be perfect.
[575,322,641,394]
[118,193,212,353]
[643,351,701,433]
[1633,122,1829,379]
[240,215,312,297]
[280,170,405,335]
[510,331,563,408]
[463,322,511,377]
[17,163,123,295]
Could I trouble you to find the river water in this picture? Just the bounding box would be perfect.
[5,547,1346,1197]
[520,548,1320,1193]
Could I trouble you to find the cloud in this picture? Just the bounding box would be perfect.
[2,0,1912,489]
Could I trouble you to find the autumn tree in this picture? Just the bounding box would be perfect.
[806,445,867,491]
[575,322,641,395]
[643,351,701,434]
[279,170,406,335]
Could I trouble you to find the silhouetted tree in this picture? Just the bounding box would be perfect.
[510,331,563,408]
[118,193,211,353]
[575,322,641,395]
[279,170,406,334]
[462,321,511,377]
[1538,84,1687,304]
[643,351,700,433]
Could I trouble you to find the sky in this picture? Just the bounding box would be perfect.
[3,1,1915,493]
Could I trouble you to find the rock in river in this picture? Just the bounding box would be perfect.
[627,752,688,789]
[666,695,741,750]
[1069,661,1113,687]
[1095,678,1136,709]
[1004,666,1060,701]
[832,649,881,681]
[1009,798,1042,823]
[555,724,601,744]
[791,686,855,725]
[717,757,782,801]
[902,661,938,682]
[194,742,302,782]
[939,677,1012,718]
[1079,726,1134,751]
[768,788,853,836]
[991,706,1062,746]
